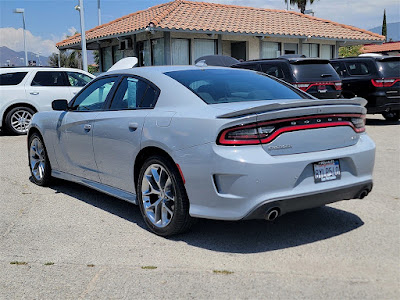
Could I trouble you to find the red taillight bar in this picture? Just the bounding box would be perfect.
[371,78,400,87]
[294,81,342,92]
[218,114,365,146]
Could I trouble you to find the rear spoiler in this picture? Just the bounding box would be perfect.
[217,98,367,119]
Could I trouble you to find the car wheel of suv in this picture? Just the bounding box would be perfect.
[5,106,35,135]
[382,111,400,121]
[28,133,52,186]
[137,155,193,236]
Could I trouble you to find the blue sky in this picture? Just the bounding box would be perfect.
[1,0,399,56]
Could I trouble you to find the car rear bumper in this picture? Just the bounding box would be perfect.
[243,181,373,220]
[175,133,376,221]
[367,91,400,113]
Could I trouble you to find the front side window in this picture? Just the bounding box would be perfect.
[345,62,370,76]
[0,72,27,85]
[165,69,309,104]
[110,77,158,110]
[67,72,93,87]
[31,71,67,86]
[70,77,117,111]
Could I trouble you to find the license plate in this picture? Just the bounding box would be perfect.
[318,85,327,93]
[313,160,341,183]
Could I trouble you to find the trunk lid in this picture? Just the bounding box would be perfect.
[216,98,366,155]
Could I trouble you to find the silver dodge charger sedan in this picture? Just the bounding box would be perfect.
[27,66,375,236]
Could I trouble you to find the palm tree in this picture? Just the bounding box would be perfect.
[285,0,317,14]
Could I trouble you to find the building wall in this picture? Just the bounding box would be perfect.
[96,31,340,71]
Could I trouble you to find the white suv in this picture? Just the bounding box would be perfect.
[0,67,95,135]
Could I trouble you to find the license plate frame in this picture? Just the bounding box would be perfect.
[313,159,341,183]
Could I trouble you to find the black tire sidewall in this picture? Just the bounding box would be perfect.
[28,133,52,186]
[5,106,35,135]
[137,155,190,236]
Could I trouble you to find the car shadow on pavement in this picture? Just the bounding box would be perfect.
[173,207,364,253]
[45,178,364,254]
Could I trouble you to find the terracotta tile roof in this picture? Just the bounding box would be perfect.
[57,0,384,48]
[362,42,400,53]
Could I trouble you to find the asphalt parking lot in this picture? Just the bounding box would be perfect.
[0,115,399,299]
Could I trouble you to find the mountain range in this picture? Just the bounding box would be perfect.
[0,46,49,67]
[368,22,400,42]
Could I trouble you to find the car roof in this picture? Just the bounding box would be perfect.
[234,57,330,65]
[103,65,247,77]
[331,56,400,62]
[0,67,94,75]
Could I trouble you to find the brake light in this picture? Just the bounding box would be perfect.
[334,82,342,90]
[217,114,365,146]
[371,78,400,87]
[293,81,342,92]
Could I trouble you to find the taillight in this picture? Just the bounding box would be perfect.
[371,78,400,87]
[217,114,365,146]
[334,82,342,90]
[293,83,310,91]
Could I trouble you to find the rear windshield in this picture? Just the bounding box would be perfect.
[0,72,28,85]
[377,60,400,78]
[164,69,309,104]
[290,63,339,82]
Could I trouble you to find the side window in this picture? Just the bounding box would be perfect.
[70,77,117,111]
[260,64,284,79]
[110,77,158,110]
[345,62,370,76]
[67,72,93,87]
[0,72,28,85]
[31,71,67,86]
[236,64,258,71]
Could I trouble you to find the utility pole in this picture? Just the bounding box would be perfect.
[14,8,28,66]
[75,0,88,71]
[97,0,101,26]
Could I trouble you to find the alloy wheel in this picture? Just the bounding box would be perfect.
[29,137,46,181]
[11,109,33,134]
[141,164,175,228]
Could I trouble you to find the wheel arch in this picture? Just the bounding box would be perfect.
[134,146,178,190]
[2,102,38,127]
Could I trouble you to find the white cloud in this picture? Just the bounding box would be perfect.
[0,27,58,56]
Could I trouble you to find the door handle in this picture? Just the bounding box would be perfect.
[30,92,39,95]
[83,124,92,131]
[128,122,139,131]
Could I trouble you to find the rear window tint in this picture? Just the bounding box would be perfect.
[345,62,370,76]
[165,69,309,104]
[291,63,339,81]
[377,60,400,78]
[0,72,27,85]
[31,71,66,86]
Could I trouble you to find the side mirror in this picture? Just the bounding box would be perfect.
[52,99,68,111]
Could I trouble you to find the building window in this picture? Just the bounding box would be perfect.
[302,43,319,58]
[102,46,113,71]
[112,45,124,64]
[172,39,190,65]
[152,38,165,66]
[321,44,335,59]
[143,40,151,66]
[194,39,216,61]
[284,43,298,55]
[261,41,281,58]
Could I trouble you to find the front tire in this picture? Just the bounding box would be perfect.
[382,111,400,121]
[28,133,52,186]
[5,106,35,135]
[137,155,193,236]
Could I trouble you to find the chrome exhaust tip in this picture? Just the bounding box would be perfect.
[265,208,280,221]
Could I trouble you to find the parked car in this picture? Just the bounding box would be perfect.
[0,67,94,135]
[330,56,400,121]
[232,57,342,99]
[28,66,375,236]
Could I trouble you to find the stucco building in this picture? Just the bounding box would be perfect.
[57,0,385,72]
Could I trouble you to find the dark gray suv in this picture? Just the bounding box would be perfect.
[330,56,400,121]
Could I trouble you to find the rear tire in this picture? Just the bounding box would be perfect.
[137,155,193,236]
[28,133,52,186]
[382,111,399,121]
[5,106,35,135]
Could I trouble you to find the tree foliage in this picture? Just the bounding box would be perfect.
[285,0,317,14]
[47,50,82,68]
[382,9,387,42]
[338,45,363,58]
